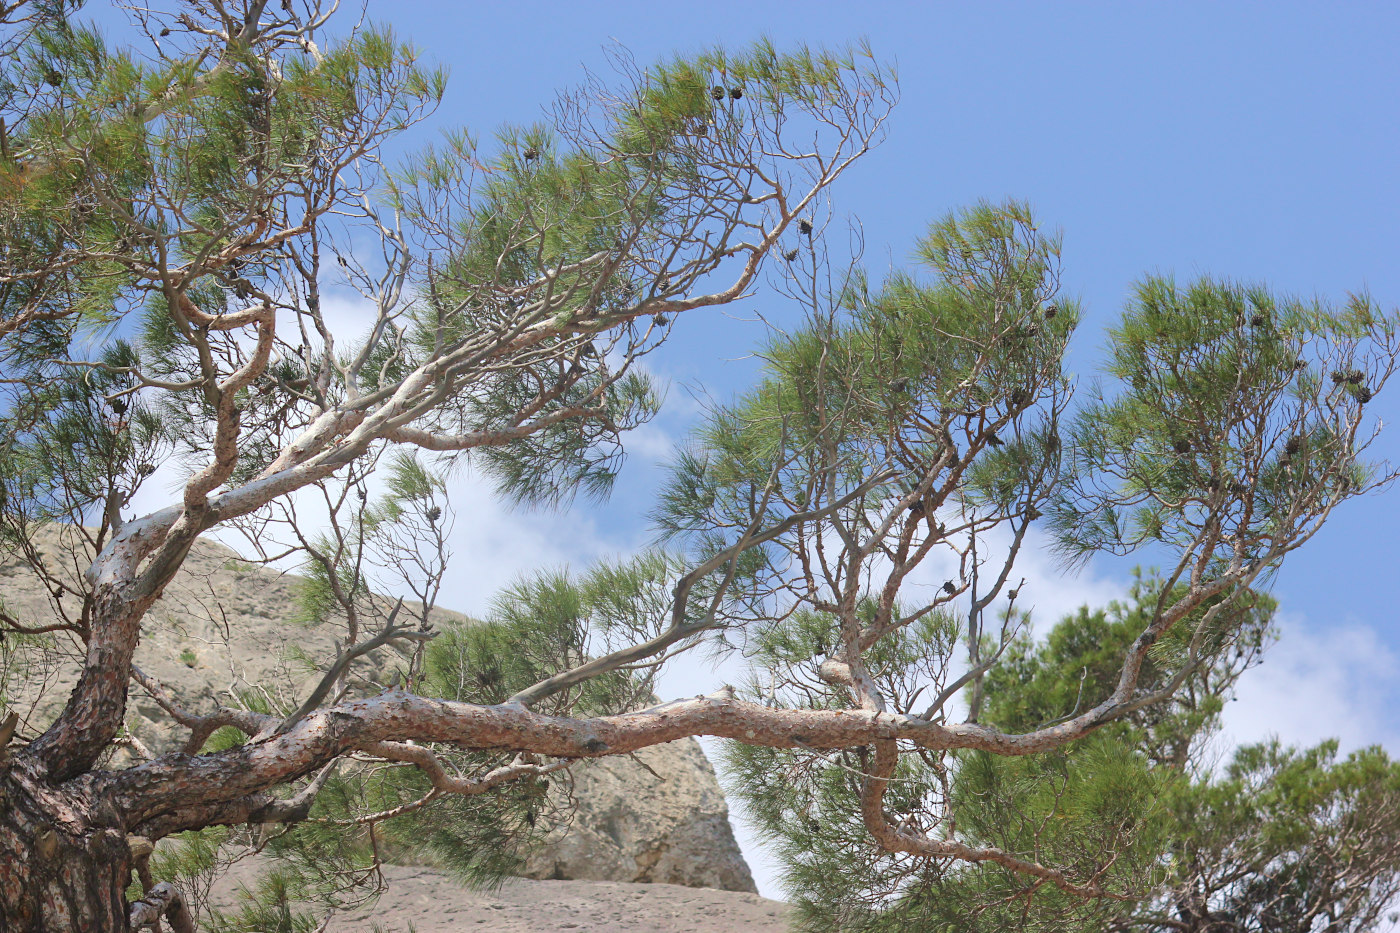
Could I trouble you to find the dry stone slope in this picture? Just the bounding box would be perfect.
[216,862,791,933]
[0,525,755,893]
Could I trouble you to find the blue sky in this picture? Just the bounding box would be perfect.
[98,0,1400,900]
[360,4,1400,700]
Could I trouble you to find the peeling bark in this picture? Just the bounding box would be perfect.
[107,687,1149,831]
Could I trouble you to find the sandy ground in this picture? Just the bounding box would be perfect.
[217,863,793,933]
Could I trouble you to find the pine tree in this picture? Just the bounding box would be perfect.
[712,222,1400,926]
[763,581,1400,932]
[0,2,1396,931]
[0,3,896,927]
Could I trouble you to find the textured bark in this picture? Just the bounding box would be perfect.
[27,585,155,783]
[0,759,132,932]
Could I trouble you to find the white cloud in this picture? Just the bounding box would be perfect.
[316,287,385,341]
[1222,611,1400,755]
[432,472,639,618]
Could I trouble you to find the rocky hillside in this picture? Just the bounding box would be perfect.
[217,863,792,932]
[0,525,756,894]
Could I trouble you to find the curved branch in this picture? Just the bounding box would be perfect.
[858,739,1130,900]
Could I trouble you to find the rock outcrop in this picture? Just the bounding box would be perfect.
[522,739,754,892]
[1,525,755,893]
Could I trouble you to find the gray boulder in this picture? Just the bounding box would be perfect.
[522,740,755,892]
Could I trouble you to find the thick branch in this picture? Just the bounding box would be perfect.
[111,686,1152,826]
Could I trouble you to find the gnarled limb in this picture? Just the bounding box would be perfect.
[110,673,1199,830]
[129,882,195,933]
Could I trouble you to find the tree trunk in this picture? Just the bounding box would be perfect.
[0,758,132,932]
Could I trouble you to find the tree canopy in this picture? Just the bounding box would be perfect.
[756,577,1400,931]
[0,3,1396,931]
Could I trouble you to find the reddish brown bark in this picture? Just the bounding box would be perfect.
[0,759,131,932]
[27,586,157,783]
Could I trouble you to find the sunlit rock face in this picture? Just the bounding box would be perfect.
[520,737,756,893]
